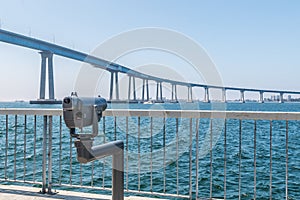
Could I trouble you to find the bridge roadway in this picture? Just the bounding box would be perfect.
[1,28,300,103]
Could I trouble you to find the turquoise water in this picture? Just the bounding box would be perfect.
[0,102,299,199]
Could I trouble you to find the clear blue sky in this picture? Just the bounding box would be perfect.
[0,0,300,101]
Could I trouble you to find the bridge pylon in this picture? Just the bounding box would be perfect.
[187,86,193,103]
[204,87,210,103]
[141,79,150,102]
[222,88,227,103]
[155,82,164,103]
[127,75,138,103]
[259,91,264,103]
[30,51,61,104]
[171,84,178,103]
[240,90,245,103]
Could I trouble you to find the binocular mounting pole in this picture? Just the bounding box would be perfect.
[69,108,124,200]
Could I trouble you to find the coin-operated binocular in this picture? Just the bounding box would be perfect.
[63,92,123,200]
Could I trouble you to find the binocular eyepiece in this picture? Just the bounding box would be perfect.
[63,92,107,129]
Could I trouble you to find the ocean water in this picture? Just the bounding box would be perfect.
[0,101,299,199]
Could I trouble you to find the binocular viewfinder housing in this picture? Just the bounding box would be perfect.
[63,92,107,129]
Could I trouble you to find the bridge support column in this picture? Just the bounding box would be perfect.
[171,84,178,102]
[127,76,131,101]
[115,72,119,100]
[204,87,210,103]
[259,91,264,103]
[279,93,284,103]
[48,53,54,99]
[222,88,226,103]
[142,79,145,101]
[39,52,47,99]
[240,90,245,103]
[38,51,55,101]
[133,77,136,101]
[146,80,149,101]
[110,72,114,100]
[156,82,159,101]
[141,79,150,102]
[187,86,193,102]
[156,82,163,102]
[174,84,177,102]
[127,76,137,102]
[109,72,120,101]
[160,82,163,101]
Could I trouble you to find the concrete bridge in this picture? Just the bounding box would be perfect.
[1,29,299,103]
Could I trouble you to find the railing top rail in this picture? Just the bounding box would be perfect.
[0,108,300,120]
[104,109,300,120]
[0,108,62,116]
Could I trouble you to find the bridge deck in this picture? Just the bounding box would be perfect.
[0,184,165,200]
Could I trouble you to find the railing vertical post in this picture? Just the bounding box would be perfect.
[91,163,94,186]
[33,115,37,182]
[48,116,53,194]
[59,116,62,185]
[150,117,153,192]
[195,118,199,199]
[69,136,73,185]
[254,120,257,200]
[5,115,8,180]
[14,115,17,180]
[224,119,227,200]
[138,117,141,191]
[176,118,179,195]
[23,115,27,181]
[189,118,193,199]
[209,119,213,199]
[285,120,289,200]
[126,117,129,191]
[238,120,242,200]
[102,117,106,188]
[42,116,47,193]
[269,121,273,200]
[112,143,124,200]
[114,116,117,140]
[163,117,166,194]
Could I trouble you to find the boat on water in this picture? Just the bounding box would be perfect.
[15,100,25,103]
[143,100,154,104]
